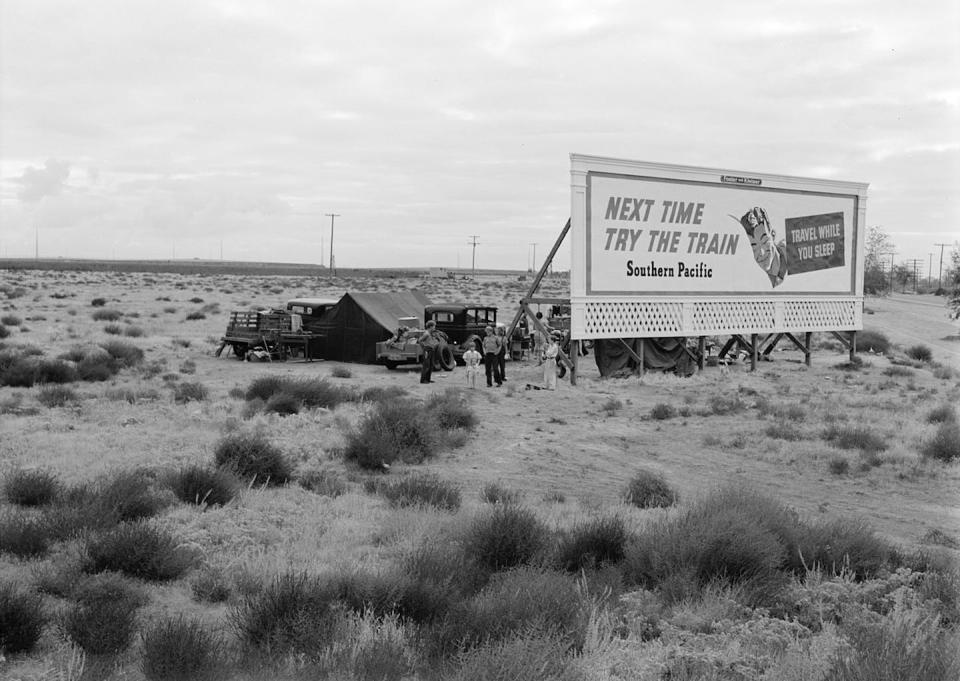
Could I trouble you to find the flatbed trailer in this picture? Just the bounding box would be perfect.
[215,310,320,361]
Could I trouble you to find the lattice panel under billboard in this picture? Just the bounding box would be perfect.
[781,299,858,330]
[582,301,684,336]
[577,298,859,338]
[692,301,775,333]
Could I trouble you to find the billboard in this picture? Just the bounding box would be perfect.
[570,155,868,338]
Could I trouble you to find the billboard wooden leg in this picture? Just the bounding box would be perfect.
[639,339,645,379]
[697,336,705,371]
[750,334,758,371]
[849,330,857,362]
[571,342,578,386]
[804,332,813,366]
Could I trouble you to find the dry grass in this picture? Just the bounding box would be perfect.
[0,268,958,679]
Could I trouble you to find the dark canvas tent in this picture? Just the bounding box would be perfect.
[593,338,696,377]
[311,291,432,363]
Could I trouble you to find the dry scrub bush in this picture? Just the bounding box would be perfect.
[926,404,957,423]
[62,572,148,655]
[172,380,208,403]
[214,432,292,485]
[83,521,193,581]
[168,465,237,506]
[462,504,549,572]
[190,566,234,604]
[650,402,677,420]
[91,308,123,322]
[369,473,462,511]
[343,399,439,469]
[0,582,46,655]
[37,384,78,407]
[623,468,677,509]
[822,424,888,453]
[905,344,933,362]
[0,511,52,558]
[442,632,582,681]
[425,389,478,431]
[827,605,960,681]
[554,515,629,573]
[3,468,61,506]
[230,571,342,658]
[480,481,522,505]
[921,420,960,463]
[427,567,585,658]
[855,330,891,354]
[245,375,356,410]
[141,615,225,681]
[297,468,348,497]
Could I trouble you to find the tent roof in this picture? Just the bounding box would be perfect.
[343,290,432,330]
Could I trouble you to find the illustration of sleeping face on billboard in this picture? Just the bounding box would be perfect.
[737,207,845,288]
[738,207,788,287]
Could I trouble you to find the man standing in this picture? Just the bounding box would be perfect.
[419,320,439,384]
[482,325,502,387]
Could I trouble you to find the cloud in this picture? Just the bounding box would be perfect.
[15,158,71,201]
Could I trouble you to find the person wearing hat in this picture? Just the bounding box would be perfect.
[482,325,502,387]
[418,320,440,384]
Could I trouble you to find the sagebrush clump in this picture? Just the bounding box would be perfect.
[214,431,292,485]
[0,582,46,655]
[83,521,193,581]
[3,468,61,506]
[623,468,677,509]
[168,465,237,506]
[141,615,224,681]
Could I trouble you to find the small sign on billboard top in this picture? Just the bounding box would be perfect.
[720,175,762,186]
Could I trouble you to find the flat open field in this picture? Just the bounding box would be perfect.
[1,267,958,679]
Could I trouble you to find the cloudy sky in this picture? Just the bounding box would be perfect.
[1,0,957,273]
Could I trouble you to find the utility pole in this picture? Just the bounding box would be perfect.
[325,213,340,275]
[884,251,896,294]
[928,253,934,288]
[905,258,923,293]
[468,235,479,278]
[529,243,537,272]
[935,243,950,291]
[34,225,38,260]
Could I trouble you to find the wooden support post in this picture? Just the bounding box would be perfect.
[638,339,645,378]
[697,336,706,371]
[750,333,758,371]
[849,330,857,362]
[804,332,812,366]
[571,338,578,386]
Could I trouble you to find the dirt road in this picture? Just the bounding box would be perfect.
[863,293,960,367]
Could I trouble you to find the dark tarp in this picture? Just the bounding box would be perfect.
[593,338,695,378]
[310,291,432,363]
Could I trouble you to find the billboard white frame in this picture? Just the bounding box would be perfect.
[570,154,869,339]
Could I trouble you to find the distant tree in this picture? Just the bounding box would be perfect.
[947,244,960,321]
[864,225,894,294]
[893,264,913,293]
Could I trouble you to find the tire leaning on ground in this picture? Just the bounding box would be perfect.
[438,343,456,371]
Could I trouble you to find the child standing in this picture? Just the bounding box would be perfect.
[462,346,482,389]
